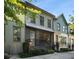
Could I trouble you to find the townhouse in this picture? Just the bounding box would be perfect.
[4,1,55,54]
[68,26,74,50]
[4,1,74,54]
[53,14,69,51]
[25,1,56,50]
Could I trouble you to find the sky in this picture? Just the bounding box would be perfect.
[24,0,74,23]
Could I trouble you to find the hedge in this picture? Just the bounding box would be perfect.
[19,48,54,58]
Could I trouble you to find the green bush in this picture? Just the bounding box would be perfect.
[47,49,54,54]
[30,48,41,56]
[60,48,72,52]
[29,48,48,56]
[4,55,10,59]
[18,47,54,58]
[18,53,30,58]
[30,48,54,55]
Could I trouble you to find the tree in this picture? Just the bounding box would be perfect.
[69,15,74,35]
[4,0,41,26]
[4,0,25,25]
[69,15,74,24]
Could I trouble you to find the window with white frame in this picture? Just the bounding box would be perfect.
[40,16,44,26]
[63,26,65,32]
[48,19,51,28]
[13,26,21,42]
[60,37,66,45]
[57,23,60,31]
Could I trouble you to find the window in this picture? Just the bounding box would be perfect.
[60,37,66,45]
[48,19,51,28]
[36,30,51,47]
[13,26,21,41]
[31,17,36,23]
[40,16,44,26]
[63,26,65,32]
[57,23,60,31]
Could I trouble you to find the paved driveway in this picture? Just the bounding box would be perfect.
[10,51,74,59]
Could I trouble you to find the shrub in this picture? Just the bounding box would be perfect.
[29,48,48,56]
[39,49,48,55]
[30,48,41,56]
[4,55,10,59]
[30,48,54,55]
[47,49,54,54]
[18,53,29,58]
[60,48,72,52]
[19,47,54,58]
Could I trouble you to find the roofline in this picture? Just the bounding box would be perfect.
[23,1,55,18]
[57,13,68,25]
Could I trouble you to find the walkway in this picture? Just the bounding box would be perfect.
[10,51,74,59]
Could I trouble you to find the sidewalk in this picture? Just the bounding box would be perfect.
[10,51,74,59]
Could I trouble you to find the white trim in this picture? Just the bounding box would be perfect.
[26,23,54,32]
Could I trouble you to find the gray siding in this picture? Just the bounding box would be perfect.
[26,13,54,31]
[54,15,68,34]
[5,21,25,54]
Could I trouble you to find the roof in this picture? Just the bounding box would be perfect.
[57,14,68,25]
[23,1,55,18]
